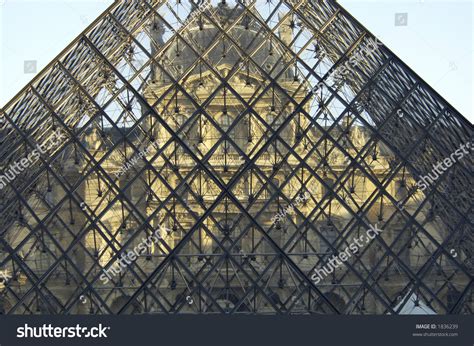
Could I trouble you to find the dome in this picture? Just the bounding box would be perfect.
[154,2,294,82]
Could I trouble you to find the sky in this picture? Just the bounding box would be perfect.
[0,0,472,123]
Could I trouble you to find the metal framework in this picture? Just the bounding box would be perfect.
[0,0,472,315]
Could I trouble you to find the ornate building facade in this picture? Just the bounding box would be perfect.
[0,0,472,315]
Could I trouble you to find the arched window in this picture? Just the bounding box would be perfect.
[313,292,346,314]
[173,113,193,155]
[267,111,283,128]
[320,225,337,255]
[266,112,274,127]
[175,113,186,129]
[110,295,143,314]
[221,113,233,131]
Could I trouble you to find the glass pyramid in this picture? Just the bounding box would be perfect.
[0,0,472,315]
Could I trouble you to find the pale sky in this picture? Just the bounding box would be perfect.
[0,0,472,122]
